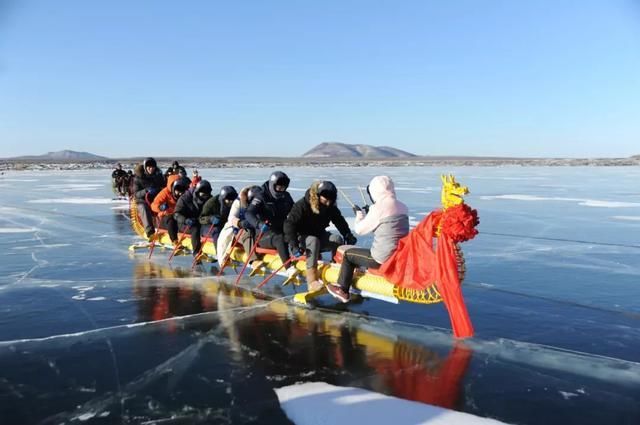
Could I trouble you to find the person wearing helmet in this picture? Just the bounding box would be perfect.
[174,180,213,263]
[151,175,189,247]
[284,180,357,291]
[133,157,166,238]
[245,171,295,271]
[215,185,261,266]
[326,176,409,303]
[164,160,187,179]
[200,185,238,245]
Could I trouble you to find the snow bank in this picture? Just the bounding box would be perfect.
[275,382,510,425]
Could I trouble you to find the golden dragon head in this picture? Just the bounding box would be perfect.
[440,174,469,210]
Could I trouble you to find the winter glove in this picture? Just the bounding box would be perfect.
[352,205,361,214]
[159,203,167,211]
[292,248,304,258]
[211,216,221,226]
[344,233,357,245]
[147,187,158,196]
[232,227,240,234]
[362,205,370,214]
[185,218,196,227]
[260,222,270,233]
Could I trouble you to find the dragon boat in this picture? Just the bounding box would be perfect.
[129,175,479,338]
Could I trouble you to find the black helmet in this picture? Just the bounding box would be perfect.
[268,171,290,198]
[219,186,238,202]
[172,178,189,196]
[172,160,180,168]
[247,185,263,203]
[143,157,157,169]
[194,180,212,200]
[177,169,187,178]
[317,181,337,202]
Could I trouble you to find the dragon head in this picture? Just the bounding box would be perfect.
[440,174,469,210]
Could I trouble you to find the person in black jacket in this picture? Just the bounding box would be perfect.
[174,180,212,262]
[200,185,238,245]
[284,181,357,291]
[133,158,165,238]
[245,171,295,272]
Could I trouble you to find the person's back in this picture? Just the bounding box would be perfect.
[354,176,409,264]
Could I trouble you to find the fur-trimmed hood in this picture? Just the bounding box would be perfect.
[306,181,323,214]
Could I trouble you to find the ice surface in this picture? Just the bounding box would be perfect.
[0,167,639,424]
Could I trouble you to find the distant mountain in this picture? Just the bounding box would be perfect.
[303,142,417,158]
[9,150,109,161]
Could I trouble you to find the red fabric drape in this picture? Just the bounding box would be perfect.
[379,206,478,339]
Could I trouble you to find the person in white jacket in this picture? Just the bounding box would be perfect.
[216,186,250,264]
[326,175,409,303]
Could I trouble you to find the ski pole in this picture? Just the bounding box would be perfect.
[217,228,244,276]
[337,187,357,209]
[256,256,297,289]
[234,229,266,285]
[169,224,191,263]
[357,185,368,205]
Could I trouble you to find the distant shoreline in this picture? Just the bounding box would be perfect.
[1,156,639,171]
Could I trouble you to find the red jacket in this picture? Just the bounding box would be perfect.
[151,174,180,217]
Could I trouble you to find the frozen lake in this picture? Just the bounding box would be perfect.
[0,166,639,424]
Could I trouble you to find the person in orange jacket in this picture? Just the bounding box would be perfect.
[151,175,190,246]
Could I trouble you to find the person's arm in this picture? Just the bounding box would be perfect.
[133,177,147,201]
[354,204,381,235]
[150,190,168,215]
[245,197,264,229]
[173,196,188,223]
[330,206,352,238]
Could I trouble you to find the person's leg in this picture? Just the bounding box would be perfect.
[161,216,178,243]
[259,231,290,265]
[320,232,344,262]
[137,203,155,238]
[328,247,380,302]
[190,224,202,256]
[304,235,321,269]
[238,230,258,262]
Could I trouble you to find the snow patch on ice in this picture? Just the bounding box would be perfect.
[559,391,579,400]
[0,227,38,233]
[86,297,106,301]
[276,382,511,425]
[480,195,640,208]
[611,215,640,222]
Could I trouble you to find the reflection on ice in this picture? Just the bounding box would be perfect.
[1,261,639,424]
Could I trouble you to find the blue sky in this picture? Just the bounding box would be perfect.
[1,1,639,158]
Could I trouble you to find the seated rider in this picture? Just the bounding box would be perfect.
[190,169,202,188]
[326,176,409,303]
[200,185,238,246]
[133,158,165,238]
[174,180,213,263]
[215,186,255,264]
[111,163,128,196]
[245,171,295,274]
[230,186,265,268]
[284,181,357,291]
[165,160,187,179]
[150,175,189,249]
